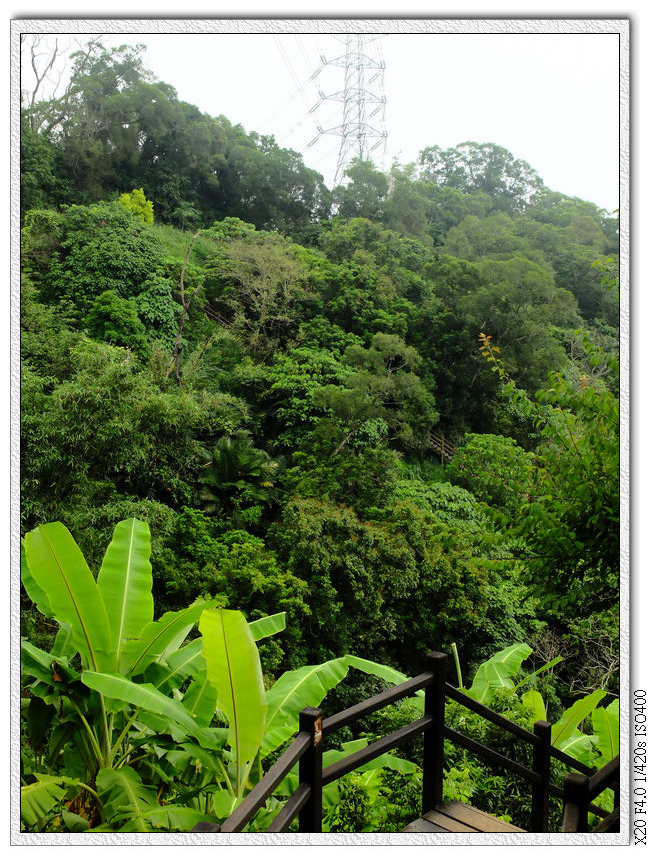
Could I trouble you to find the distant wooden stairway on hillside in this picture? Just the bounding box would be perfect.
[429,431,456,465]
[192,652,620,835]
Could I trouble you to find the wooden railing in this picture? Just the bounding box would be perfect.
[193,661,438,833]
[192,651,619,834]
[561,755,620,832]
[429,431,456,465]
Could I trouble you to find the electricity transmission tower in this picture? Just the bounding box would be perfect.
[307,35,387,187]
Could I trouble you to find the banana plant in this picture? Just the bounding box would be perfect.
[20,518,354,831]
[20,518,231,829]
[461,643,564,705]
[347,644,617,772]
[459,643,619,774]
[188,608,351,811]
[21,520,219,771]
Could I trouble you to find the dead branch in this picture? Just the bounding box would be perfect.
[170,230,202,385]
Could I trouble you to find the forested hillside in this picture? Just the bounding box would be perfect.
[20,39,620,833]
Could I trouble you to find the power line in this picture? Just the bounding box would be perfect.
[264,36,325,151]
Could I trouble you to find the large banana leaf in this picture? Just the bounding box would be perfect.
[157,621,198,662]
[20,640,87,706]
[21,538,52,618]
[51,623,74,660]
[176,740,231,776]
[142,661,188,694]
[466,643,533,704]
[96,766,158,831]
[24,523,114,672]
[557,732,598,766]
[344,655,424,714]
[21,640,82,693]
[199,608,267,769]
[154,638,206,689]
[344,655,408,686]
[261,658,349,756]
[120,600,218,676]
[139,805,210,832]
[248,612,286,641]
[513,655,563,692]
[148,613,284,697]
[489,643,534,675]
[61,811,90,832]
[181,667,219,726]
[592,700,619,763]
[20,774,80,830]
[132,711,198,746]
[521,688,547,723]
[26,696,56,753]
[551,689,606,748]
[465,665,500,704]
[81,671,213,748]
[97,518,153,656]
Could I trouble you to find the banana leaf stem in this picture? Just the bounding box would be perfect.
[451,642,463,689]
[70,703,105,768]
[108,709,140,764]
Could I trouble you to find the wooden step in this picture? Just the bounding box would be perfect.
[402,801,526,833]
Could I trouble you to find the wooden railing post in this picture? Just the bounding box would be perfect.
[531,719,552,831]
[298,707,324,832]
[562,772,590,832]
[422,651,447,814]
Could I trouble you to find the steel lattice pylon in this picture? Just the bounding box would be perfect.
[308,35,387,188]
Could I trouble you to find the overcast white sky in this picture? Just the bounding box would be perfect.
[20,26,621,212]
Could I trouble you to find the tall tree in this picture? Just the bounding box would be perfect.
[419,142,544,212]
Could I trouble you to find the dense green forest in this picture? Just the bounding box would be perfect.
[20,40,620,833]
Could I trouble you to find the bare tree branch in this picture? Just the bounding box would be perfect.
[169,230,202,385]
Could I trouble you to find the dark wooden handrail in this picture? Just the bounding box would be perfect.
[549,744,597,776]
[548,783,609,819]
[561,755,620,832]
[445,683,599,777]
[323,671,432,735]
[442,682,614,831]
[267,783,311,832]
[323,716,433,785]
[193,653,445,833]
[591,806,620,833]
[221,731,312,832]
[444,725,542,785]
[191,651,619,834]
[588,755,620,800]
[445,683,542,745]
[195,730,311,834]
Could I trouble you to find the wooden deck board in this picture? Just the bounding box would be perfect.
[402,801,526,833]
[403,811,477,833]
[440,801,525,832]
[402,818,451,833]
